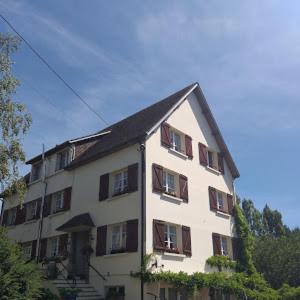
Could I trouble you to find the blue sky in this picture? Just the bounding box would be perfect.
[1,1,299,227]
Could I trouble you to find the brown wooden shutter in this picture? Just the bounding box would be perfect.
[227,194,234,215]
[43,195,52,217]
[2,210,8,226]
[198,143,208,166]
[126,219,138,252]
[152,164,164,193]
[63,187,72,210]
[218,153,225,174]
[39,238,47,262]
[161,122,171,147]
[59,234,69,256]
[31,240,37,260]
[179,175,189,202]
[99,173,109,201]
[153,220,165,250]
[185,135,193,158]
[96,225,107,256]
[209,187,218,211]
[35,198,42,219]
[212,233,221,255]
[182,226,192,256]
[128,163,138,193]
[232,237,241,261]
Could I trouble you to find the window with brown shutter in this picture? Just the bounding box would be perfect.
[99,173,109,201]
[39,238,47,262]
[179,175,188,202]
[212,233,221,255]
[128,163,138,193]
[153,220,165,250]
[209,187,218,211]
[15,205,25,225]
[227,194,234,215]
[152,164,164,193]
[35,198,42,219]
[96,225,107,256]
[63,187,72,210]
[126,219,138,252]
[182,226,192,256]
[59,234,69,256]
[43,195,52,217]
[218,153,225,174]
[199,143,208,166]
[31,240,37,260]
[185,135,193,158]
[161,122,171,147]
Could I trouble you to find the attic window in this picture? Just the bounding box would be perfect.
[56,149,70,171]
[31,162,42,182]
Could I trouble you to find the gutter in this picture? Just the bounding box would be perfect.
[139,142,146,300]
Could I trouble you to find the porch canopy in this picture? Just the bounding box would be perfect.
[56,213,95,232]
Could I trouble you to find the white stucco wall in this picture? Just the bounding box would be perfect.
[145,91,236,275]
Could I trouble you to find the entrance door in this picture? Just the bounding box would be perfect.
[71,231,90,280]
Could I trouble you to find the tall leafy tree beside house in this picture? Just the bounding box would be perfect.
[0,33,31,198]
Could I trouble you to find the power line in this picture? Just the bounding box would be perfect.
[0,14,108,126]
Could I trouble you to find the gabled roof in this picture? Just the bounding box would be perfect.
[27,82,239,178]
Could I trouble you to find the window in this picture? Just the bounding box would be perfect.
[207,150,214,168]
[221,236,229,256]
[52,191,64,213]
[7,208,17,226]
[217,192,224,211]
[111,223,126,253]
[26,201,37,221]
[105,286,125,299]
[170,130,182,152]
[164,224,177,250]
[163,171,176,195]
[22,242,32,260]
[56,149,70,171]
[31,162,42,182]
[215,290,231,300]
[113,170,128,195]
[49,237,59,257]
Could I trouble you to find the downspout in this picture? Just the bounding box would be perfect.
[139,142,146,300]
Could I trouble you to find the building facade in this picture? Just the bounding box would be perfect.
[1,83,240,300]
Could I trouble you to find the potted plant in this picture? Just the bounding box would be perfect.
[58,288,80,300]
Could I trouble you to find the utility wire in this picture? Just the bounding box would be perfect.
[0,14,108,126]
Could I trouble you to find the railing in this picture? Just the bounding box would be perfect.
[56,260,77,287]
[88,262,106,281]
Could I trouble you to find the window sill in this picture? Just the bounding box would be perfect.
[104,252,128,258]
[161,193,183,203]
[206,166,221,175]
[168,148,188,159]
[48,210,67,218]
[28,178,42,186]
[108,192,129,201]
[6,224,16,229]
[24,219,37,225]
[163,252,186,258]
[216,211,231,218]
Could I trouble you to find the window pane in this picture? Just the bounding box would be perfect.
[217,192,224,210]
[221,237,228,256]
[168,288,177,300]
[208,151,214,167]
[112,225,121,249]
[160,288,166,300]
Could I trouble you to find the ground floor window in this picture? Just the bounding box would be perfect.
[22,242,32,260]
[159,288,188,300]
[105,286,125,300]
[49,237,59,257]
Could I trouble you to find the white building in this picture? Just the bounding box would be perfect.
[1,82,240,300]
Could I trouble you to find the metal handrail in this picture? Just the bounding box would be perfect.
[88,262,106,281]
[57,260,77,286]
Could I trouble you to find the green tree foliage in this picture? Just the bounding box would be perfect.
[0,227,42,299]
[262,205,285,237]
[242,199,264,236]
[0,33,31,198]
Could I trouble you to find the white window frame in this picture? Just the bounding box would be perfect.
[49,237,59,257]
[113,170,128,195]
[163,171,176,195]
[207,150,215,168]
[7,207,17,226]
[220,236,229,256]
[56,149,70,171]
[52,191,64,213]
[22,242,32,260]
[217,192,225,211]
[164,224,177,250]
[26,201,37,221]
[170,130,182,152]
[111,223,127,252]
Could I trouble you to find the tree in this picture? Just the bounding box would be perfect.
[262,205,285,237]
[0,227,42,299]
[242,199,264,236]
[0,33,31,198]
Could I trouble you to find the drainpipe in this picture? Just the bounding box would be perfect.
[139,143,146,300]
